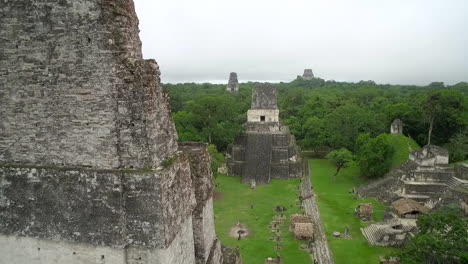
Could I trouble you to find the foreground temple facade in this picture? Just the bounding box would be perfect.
[226,84,302,185]
[0,1,226,263]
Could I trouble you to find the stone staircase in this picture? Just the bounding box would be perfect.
[446,176,467,189]
[361,224,386,246]
[361,219,416,247]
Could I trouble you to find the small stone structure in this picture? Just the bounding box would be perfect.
[356,203,374,221]
[226,72,239,92]
[392,198,429,218]
[361,218,417,247]
[390,119,403,134]
[301,69,315,80]
[409,145,449,166]
[226,84,302,184]
[294,223,314,240]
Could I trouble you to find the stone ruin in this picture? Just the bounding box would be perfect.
[226,72,239,92]
[361,218,417,247]
[390,119,403,134]
[0,1,229,264]
[301,69,315,80]
[226,84,302,184]
[358,145,468,209]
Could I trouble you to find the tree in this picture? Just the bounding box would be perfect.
[326,148,354,182]
[445,128,468,163]
[207,144,225,178]
[324,104,380,151]
[355,134,395,179]
[399,206,468,264]
[422,90,468,146]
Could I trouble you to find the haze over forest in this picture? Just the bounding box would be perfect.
[134,0,468,85]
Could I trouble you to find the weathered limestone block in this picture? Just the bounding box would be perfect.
[221,245,243,264]
[179,142,221,264]
[226,72,239,92]
[0,0,177,170]
[409,145,449,166]
[0,154,194,249]
[0,217,196,264]
[455,164,468,180]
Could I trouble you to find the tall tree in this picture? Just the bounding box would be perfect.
[399,206,468,264]
[326,148,354,182]
[355,134,395,179]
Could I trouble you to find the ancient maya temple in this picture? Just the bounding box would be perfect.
[301,69,314,80]
[0,1,232,264]
[226,84,302,185]
[226,72,239,92]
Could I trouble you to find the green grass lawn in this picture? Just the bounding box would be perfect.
[310,159,398,264]
[214,176,311,264]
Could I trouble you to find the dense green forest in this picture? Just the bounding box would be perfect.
[165,79,468,173]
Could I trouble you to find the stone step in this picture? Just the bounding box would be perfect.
[400,194,430,202]
[447,177,464,188]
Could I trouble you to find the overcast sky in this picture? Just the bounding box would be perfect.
[134,0,468,85]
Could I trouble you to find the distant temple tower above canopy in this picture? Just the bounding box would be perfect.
[226,72,239,92]
[301,69,314,80]
[227,84,302,185]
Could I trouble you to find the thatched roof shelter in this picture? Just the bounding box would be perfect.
[392,198,429,217]
[294,223,314,240]
[290,214,313,231]
[290,214,312,225]
[357,203,373,217]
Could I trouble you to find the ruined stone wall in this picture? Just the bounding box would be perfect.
[455,164,468,180]
[0,217,196,264]
[0,154,195,249]
[0,0,177,170]
[179,142,222,264]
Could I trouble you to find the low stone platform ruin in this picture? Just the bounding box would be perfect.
[358,145,468,209]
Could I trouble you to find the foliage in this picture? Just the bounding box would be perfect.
[383,134,421,168]
[166,81,468,161]
[310,159,397,264]
[207,144,225,178]
[399,206,468,264]
[213,176,310,264]
[355,134,395,178]
[422,90,468,146]
[445,128,468,163]
[326,148,354,182]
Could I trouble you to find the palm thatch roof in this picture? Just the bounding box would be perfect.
[294,223,314,240]
[290,214,313,225]
[357,203,373,216]
[392,198,429,216]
